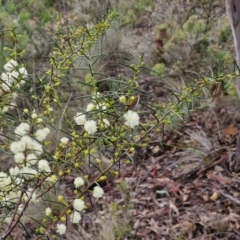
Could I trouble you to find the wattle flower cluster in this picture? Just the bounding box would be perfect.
[0,59,28,113]
[2,59,28,91]
[0,121,52,219]
[73,91,110,135]
[73,92,140,136]
[10,122,51,172]
[51,177,104,235]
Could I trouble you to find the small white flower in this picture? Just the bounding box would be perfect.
[0,172,7,189]
[74,177,84,188]
[93,186,104,198]
[26,153,38,165]
[45,207,52,216]
[14,152,25,164]
[19,67,28,78]
[38,159,51,173]
[20,136,33,149]
[43,127,50,135]
[56,223,67,235]
[84,120,97,134]
[1,72,10,82]
[35,128,49,141]
[7,191,21,203]
[9,166,20,176]
[11,70,19,80]
[70,211,81,224]
[74,112,86,125]
[14,123,30,136]
[2,80,12,92]
[1,73,14,86]
[86,103,95,112]
[1,177,11,188]
[10,142,25,154]
[123,110,140,128]
[4,59,18,72]
[28,139,43,155]
[20,167,37,179]
[73,199,85,212]
[0,176,10,191]
[60,137,69,144]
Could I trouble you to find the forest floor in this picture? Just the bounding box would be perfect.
[111,95,240,240]
[56,83,240,240]
[79,95,240,240]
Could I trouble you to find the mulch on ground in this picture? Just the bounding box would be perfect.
[82,96,240,240]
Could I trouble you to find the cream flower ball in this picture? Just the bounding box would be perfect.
[84,120,97,134]
[74,112,86,125]
[123,110,140,128]
[74,177,84,188]
[38,159,51,172]
[4,59,18,72]
[93,186,104,198]
[56,223,66,235]
[73,199,85,212]
[70,211,81,223]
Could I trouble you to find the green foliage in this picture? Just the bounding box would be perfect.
[0,0,62,66]
[154,1,232,75]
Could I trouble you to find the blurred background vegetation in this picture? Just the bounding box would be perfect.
[0,0,235,109]
[0,0,232,75]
